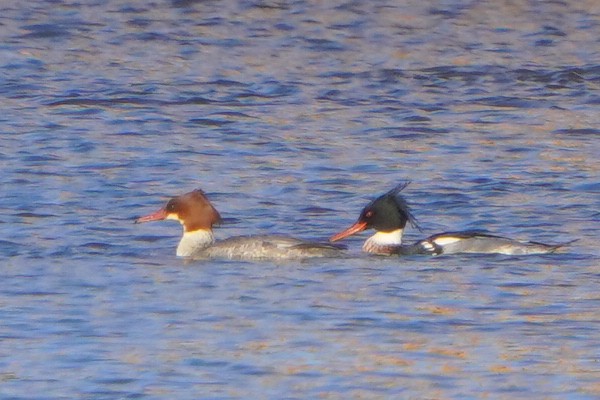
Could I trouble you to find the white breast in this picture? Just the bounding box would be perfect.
[176,230,214,257]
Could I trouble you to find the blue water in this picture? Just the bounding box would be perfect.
[1,1,599,398]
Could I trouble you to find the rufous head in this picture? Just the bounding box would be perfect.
[135,189,222,232]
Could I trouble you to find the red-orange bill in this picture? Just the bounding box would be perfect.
[329,221,368,242]
[135,208,168,224]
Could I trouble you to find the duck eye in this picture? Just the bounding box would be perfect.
[365,210,374,218]
[166,202,176,212]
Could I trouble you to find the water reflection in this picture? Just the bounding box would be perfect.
[0,0,599,398]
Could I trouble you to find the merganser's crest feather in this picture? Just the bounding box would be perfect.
[365,181,421,231]
[329,181,420,243]
[165,189,222,231]
[389,182,420,231]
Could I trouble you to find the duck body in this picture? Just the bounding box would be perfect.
[330,183,570,256]
[413,231,565,256]
[192,235,343,260]
[136,189,343,261]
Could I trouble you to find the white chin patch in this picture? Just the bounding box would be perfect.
[166,213,182,223]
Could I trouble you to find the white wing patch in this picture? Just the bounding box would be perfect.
[432,236,462,246]
[420,241,435,251]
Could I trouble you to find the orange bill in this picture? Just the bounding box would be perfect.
[135,208,168,224]
[329,221,368,242]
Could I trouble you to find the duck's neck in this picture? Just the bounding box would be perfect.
[363,229,404,255]
[177,229,215,257]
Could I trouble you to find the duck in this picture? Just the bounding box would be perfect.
[135,189,344,260]
[330,183,570,256]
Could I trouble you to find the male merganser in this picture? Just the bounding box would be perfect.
[135,189,344,260]
[330,183,569,256]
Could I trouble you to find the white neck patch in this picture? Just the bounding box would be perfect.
[363,229,403,253]
[176,229,214,257]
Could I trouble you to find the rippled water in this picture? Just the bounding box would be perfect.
[1,1,599,398]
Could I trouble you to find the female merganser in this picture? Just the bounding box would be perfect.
[135,189,344,260]
[330,183,569,256]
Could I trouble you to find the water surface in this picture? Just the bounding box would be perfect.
[1,1,599,398]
